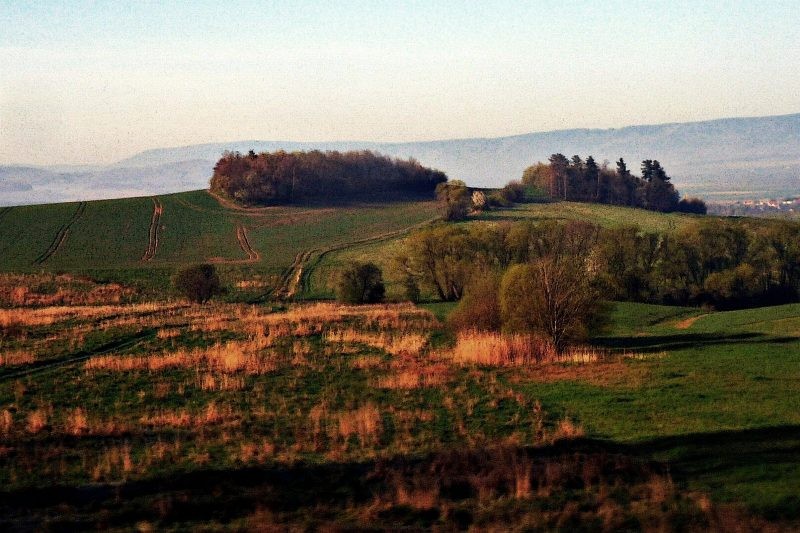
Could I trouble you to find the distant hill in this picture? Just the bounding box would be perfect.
[2,113,799,205]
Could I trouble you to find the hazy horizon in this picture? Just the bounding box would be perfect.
[2,0,800,166]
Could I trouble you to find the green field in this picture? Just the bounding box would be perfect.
[0,190,439,297]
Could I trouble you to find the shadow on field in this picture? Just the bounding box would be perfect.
[595,331,798,353]
[1,426,799,529]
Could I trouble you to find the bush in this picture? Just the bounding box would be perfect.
[336,262,386,304]
[486,191,513,208]
[173,264,223,304]
[448,272,502,332]
[436,181,471,221]
[471,190,488,212]
[677,197,708,214]
[500,180,526,203]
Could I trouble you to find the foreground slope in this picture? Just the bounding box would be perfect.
[0,299,797,529]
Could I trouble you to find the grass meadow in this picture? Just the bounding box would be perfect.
[0,284,798,528]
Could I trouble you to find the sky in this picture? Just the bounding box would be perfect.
[1,0,799,166]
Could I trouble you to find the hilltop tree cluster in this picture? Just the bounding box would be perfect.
[522,155,706,214]
[210,150,447,205]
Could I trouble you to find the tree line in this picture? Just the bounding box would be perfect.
[522,155,706,214]
[397,218,800,311]
[210,150,448,205]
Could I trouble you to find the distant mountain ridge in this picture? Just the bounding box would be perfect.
[2,113,799,206]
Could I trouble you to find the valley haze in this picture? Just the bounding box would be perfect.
[2,112,798,206]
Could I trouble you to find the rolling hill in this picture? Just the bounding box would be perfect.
[2,113,799,206]
[0,189,705,300]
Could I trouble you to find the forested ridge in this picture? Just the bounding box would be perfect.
[210,150,447,205]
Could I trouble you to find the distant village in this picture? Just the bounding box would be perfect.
[708,197,800,218]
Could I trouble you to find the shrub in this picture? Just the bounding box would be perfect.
[486,191,513,208]
[448,272,502,332]
[500,180,526,203]
[471,190,488,211]
[173,264,223,304]
[336,262,386,304]
[677,197,708,214]
[435,181,471,221]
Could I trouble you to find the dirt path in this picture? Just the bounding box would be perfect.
[142,197,163,261]
[271,250,314,300]
[675,314,706,329]
[32,202,86,265]
[236,224,260,261]
[245,216,438,303]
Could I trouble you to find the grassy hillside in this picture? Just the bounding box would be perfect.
[0,298,797,528]
[0,190,440,295]
[306,200,702,299]
[5,191,700,299]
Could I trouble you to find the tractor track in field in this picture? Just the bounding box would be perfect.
[0,329,159,383]
[142,197,163,262]
[298,216,440,296]
[236,224,260,261]
[248,216,439,303]
[32,202,87,265]
[0,206,13,222]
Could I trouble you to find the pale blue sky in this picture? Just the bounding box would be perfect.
[1,0,799,165]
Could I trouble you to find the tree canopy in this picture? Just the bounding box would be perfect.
[522,155,705,214]
[210,150,447,205]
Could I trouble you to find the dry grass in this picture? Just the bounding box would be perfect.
[197,373,246,391]
[308,403,384,448]
[325,328,428,357]
[91,444,134,481]
[450,331,606,366]
[373,360,451,389]
[236,440,276,464]
[0,350,35,366]
[0,302,180,328]
[335,404,382,446]
[156,328,181,340]
[0,273,136,307]
[85,341,277,375]
[65,407,90,435]
[236,303,437,341]
[26,408,49,434]
[550,418,585,442]
[139,403,236,428]
[1,409,12,436]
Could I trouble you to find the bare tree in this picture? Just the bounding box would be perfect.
[500,256,600,352]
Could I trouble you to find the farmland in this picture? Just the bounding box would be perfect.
[0,191,700,301]
[1,193,799,529]
[0,190,440,298]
